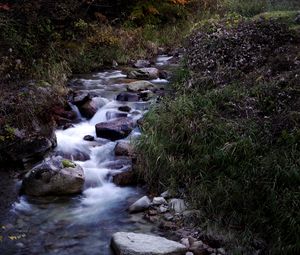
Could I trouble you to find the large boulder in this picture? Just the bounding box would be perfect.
[0,123,57,163]
[95,117,135,141]
[111,232,187,255]
[127,68,159,80]
[78,99,97,119]
[127,81,155,92]
[21,157,85,196]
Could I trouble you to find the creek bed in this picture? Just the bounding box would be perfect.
[0,55,175,255]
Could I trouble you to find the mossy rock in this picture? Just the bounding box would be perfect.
[62,159,76,168]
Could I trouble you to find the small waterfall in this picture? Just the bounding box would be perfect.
[8,55,172,255]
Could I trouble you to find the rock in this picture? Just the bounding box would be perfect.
[113,170,137,186]
[115,141,134,157]
[181,238,190,249]
[116,92,140,102]
[164,213,174,221]
[128,196,151,213]
[206,248,215,254]
[133,59,151,68]
[103,158,132,170]
[78,99,97,119]
[128,68,159,80]
[95,117,134,141]
[159,205,169,213]
[21,157,85,196]
[112,60,118,68]
[159,221,177,231]
[1,130,57,163]
[159,70,170,79]
[190,241,209,255]
[63,123,74,130]
[169,199,187,213]
[58,150,90,161]
[148,209,158,216]
[182,210,201,224]
[83,135,94,141]
[106,111,128,120]
[186,252,194,255]
[161,190,173,199]
[140,90,156,101]
[111,232,187,255]
[152,197,168,206]
[73,92,90,106]
[127,81,155,92]
[217,248,225,255]
[118,105,131,112]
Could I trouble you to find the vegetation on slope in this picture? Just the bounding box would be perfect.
[136,11,300,255]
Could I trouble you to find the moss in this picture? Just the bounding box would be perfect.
[62,159,76,168]
[253,11,299,26]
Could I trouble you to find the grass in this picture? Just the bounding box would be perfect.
[136,18,300,254]
[223,0,300,17]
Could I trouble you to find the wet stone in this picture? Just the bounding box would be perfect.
[116,92,140,102]
[118,105,131,112]
[83,135,95,141]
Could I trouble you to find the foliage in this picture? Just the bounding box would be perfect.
[186,19,297,87]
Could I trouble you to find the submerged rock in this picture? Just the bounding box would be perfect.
[111,232,187,255]
[95,117,134,141]
[128,196,151,213]
[21,157,85,196]
[106,111,128,120]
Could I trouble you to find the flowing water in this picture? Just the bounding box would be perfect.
[0,56,174,255]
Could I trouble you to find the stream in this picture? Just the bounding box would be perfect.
[0,55,174,255]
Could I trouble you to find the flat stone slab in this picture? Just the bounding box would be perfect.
[111,232,187,255]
